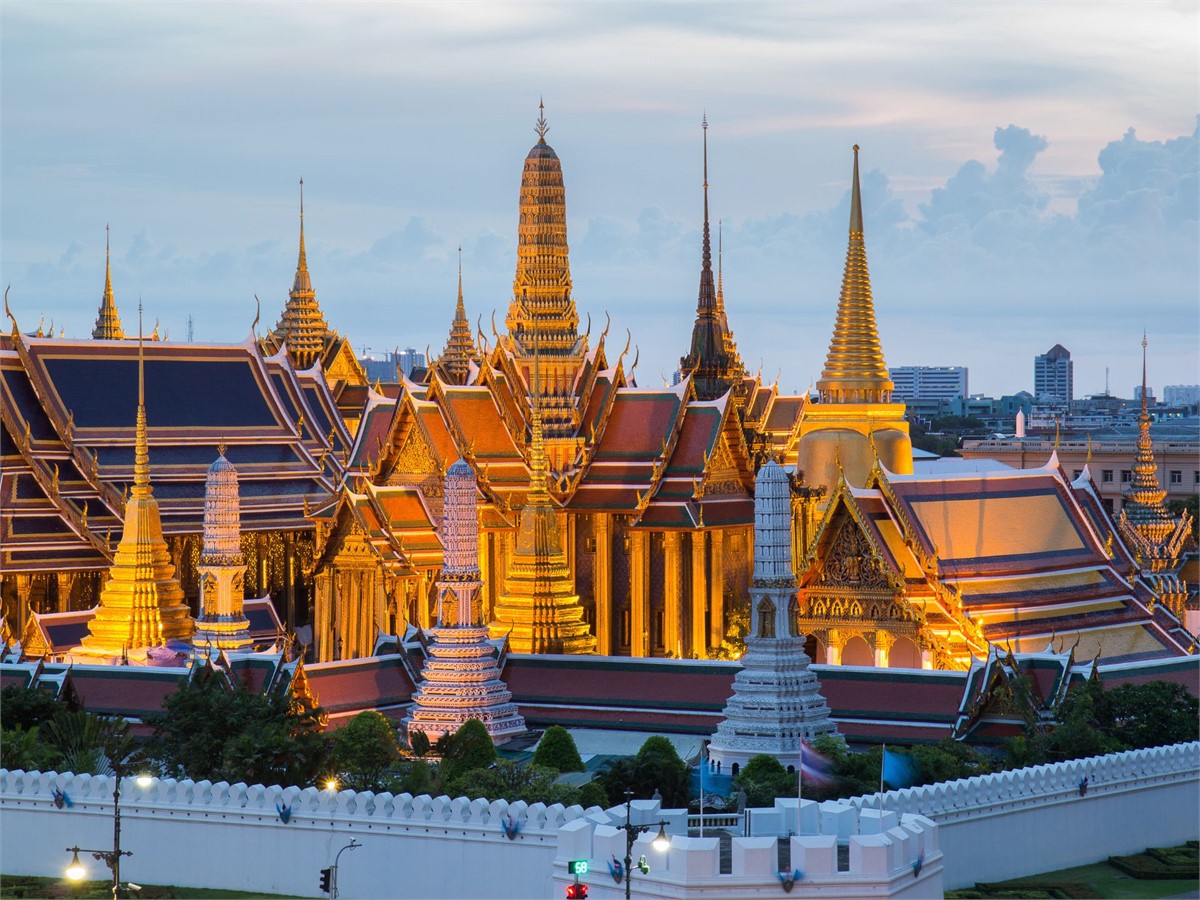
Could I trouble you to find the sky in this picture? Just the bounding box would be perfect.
[2,1,1197,399]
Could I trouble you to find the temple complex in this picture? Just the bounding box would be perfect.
[76,314,193,657]
[404,459,526,743]
[709,460,838,771]
[193,447,253,650]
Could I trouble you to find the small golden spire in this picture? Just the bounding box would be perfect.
[93,224,125,339]
[134,301,152,494]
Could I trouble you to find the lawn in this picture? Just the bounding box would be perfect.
[0,876,302,899]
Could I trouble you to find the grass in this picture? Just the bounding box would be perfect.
[0,876,302,899]
[947,843,1200,899]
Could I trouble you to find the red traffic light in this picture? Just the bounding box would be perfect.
[565,884,589,899]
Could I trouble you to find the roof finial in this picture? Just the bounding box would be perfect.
[1140,331,1148,416]
[716,219,724,306]
[134,299,151,493]
[457,245,464,310]
[535,98,549,143]
[850,144,863,234]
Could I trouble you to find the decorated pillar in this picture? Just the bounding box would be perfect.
[690,532,708,656]
[663,531,683,657]
[709,529,725,648]
[630,530,650,657]
[194,449,252,651]
[594,513,613,655]
[826,628,843,665]
[874,630,895,668]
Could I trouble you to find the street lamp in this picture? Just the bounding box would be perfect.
[615,790,670,900]
[62,764,152,900]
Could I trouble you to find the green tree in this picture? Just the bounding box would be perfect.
[596,735,690,808]
[437,719,497,785]
[447,760,580,805]
[577,780,609,810]
[733,754,795,808]
[45,710,139,777]
[146,671,329,786]
[409,729,431,758]
[1097,681,1199,750]
[333,711,401,791]
[397,759,435,796]
[531,726,585,773]
[0,725,61,772]
[1,684,67,731]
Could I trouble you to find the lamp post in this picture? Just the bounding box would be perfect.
[63,768,152,900]
[617,790,670,900]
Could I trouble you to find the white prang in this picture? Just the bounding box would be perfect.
[708,460,839,771]
[404,459,527,744]
[194,451,252,650]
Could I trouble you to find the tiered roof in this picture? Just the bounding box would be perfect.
[0,330,348,575]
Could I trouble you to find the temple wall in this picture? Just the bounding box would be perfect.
[844,741,1200,889]
[0,770,588,899]
[553,800,941,899]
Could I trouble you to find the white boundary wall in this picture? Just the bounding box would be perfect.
[845,742,1200,889]
[0,770,589,898]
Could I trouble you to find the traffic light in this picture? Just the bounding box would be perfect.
[565,884,588,899]
[319,867,332,894]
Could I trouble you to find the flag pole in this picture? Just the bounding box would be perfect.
[699,741,705,839]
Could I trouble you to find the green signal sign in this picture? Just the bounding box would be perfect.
[568,860,589,875]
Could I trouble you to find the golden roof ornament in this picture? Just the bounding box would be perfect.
[92,226,126,340]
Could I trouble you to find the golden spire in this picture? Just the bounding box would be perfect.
[680,115,744,401]
[440,246,478,383]
[816,145,894,404]
[270,178,332,369]
[92,224,125,340]
[81,302,193,654]
[506,100,578,360]
[1120,334,1175,537]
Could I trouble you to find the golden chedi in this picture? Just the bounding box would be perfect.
[80,316,193,654]
[797,145,912,491]
[489,386,595,655]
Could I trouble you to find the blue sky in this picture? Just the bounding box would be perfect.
[2,1,1197,398]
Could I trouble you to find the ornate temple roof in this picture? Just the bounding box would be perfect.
[91,225,124,340]
[0,328,348,574]
[816,146,894,404]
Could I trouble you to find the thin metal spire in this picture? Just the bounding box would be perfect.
[535,98,549,143]
[850,145,863,234]
[134,300,151,492]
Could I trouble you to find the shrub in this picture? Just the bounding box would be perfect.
[437,719,497,785]
[531,726,585,773]
[333,711,401,791]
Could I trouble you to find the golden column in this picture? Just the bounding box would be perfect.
[708,530,725,649]
[629,530,650,657]
[690,532,708,656]
[593,514,613,655]
[663,532,683,657]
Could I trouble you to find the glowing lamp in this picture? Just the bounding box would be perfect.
[65,850,86,882]
[652,824,670,852]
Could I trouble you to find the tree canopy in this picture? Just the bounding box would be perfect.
[333,711,401,792]
[531,726,585,773]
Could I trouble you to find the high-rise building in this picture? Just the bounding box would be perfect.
[1034,344,1073,402]
[1163,385,1199,407]
[889,366,968,401]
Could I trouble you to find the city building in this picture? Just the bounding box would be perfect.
[889,366,968,401]
[1164,385,1200,408]
[1034,344,1073,403]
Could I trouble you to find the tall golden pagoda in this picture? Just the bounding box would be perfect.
[1116,336,1192,619]
[503,101,587,440]
[92,225,125,340]
[680,116,746,402]
[488,359,595,655]
[437,249,479,385]
[80,309,193,654]
[796,145,912,491]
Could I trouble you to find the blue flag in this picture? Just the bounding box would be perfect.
[882,748,916,790]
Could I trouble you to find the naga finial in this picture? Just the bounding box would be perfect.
[251,294,261,336]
